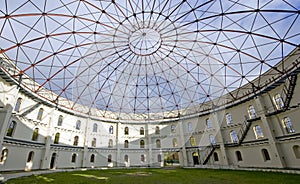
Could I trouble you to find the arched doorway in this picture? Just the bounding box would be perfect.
[50,153,57,169]
[164,152,180,166]
[192,152,199,165]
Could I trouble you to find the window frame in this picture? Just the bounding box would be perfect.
[109,125,114,134]
[6,121,16,137]
[73,136,79,146]
[54,132,60,144]
[14,97,22,112]
[253,125,264,139]
[190,136,196,147]
[140,140,145,148]
[27,151,34,163]
[108,154,112,163]
[156,139,161,148]
[91,138,96,147]
[248,105,256,119]
[262,148,271,161]
[108,139,113,148]
[155,126,160,134]
[57,115,63,126]
[209,134,216,144]
[171,124,176,133]
[37,108,44,121]
[93,123,98,132]
[71,153,77,163]
[0,148,8,164]
[273,94,284,110]
[282,117,295,133]
[206,118,212,129]
[236,151,243,161]
[90,154,95,163]
[124,140,129,148]
[140,127,145,135]
[75,120,81,130]
[124,127,129,135]
[31,128,39,141]
[225,113,233,125]
[230,130,239,143]
[172,138,178,148]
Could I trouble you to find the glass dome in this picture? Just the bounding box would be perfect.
[0,0,299,119]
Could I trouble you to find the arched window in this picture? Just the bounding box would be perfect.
[109,126,113,134]
[27,151,34,163]
[206,118,212,129]
[71,153,77,163]
[248,105,256,119]
[156,139,161,148]
[213,152,219,162]
[171,124,176,133]
[124,127,129,135]
[37,108,44,121]
[31,128,39,141]
[108,139,113,148]
[54,133,60,144]
[230,130,239,143]
[209,134,216,144]
[90,154,95,163]
[140,127,144,135]
[140,140,145,148]
[93,123,98,132]
[91,138,96,147]
[190,136,196,147]
[124,140,129,148]
[157,154,162,162]
[273,94,284,110]
[141,155,145,162]
[0,148,8,164]
[6,121,16,137]
[155,126,160,134]
[75,120,81,130]
[124,155,129,163]
[282,117,295,133]
[262,149,271,161]
[173,138,178,147]
[236,151,243,161]
[188,122,193,132]
[73,136,79,146]
[57,115,63,126]
[108,154,112,163]
[253,125,264,139]
[293,145,300,159]
[14,97,22,112]
[225,113,232,125]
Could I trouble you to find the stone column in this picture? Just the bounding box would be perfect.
[178,120,188,167]
[212,112,229,166]
[146,123,153,167]
[254,96,286,168]
[40,108,54,169]
[0,105,13,152]
[116,122,121,167]
[81,116,90,168]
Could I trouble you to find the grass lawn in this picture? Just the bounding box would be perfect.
[6,168,300,184]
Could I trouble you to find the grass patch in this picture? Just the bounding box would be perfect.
[6,168,300,184]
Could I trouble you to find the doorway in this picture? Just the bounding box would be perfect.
[164,152,180,166]
[192,152,199,165]
[50,153,57,169]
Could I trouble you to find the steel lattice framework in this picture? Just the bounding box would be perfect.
[0,0,300,120]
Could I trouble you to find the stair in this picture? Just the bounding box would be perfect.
[238,119,252,145]
[20,103,41,117]
[283,75,297,110]
[202,145,216,165]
